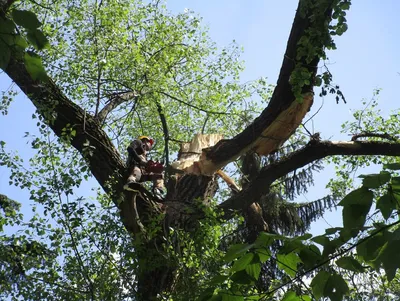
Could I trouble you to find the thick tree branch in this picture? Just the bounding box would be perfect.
[4,56,126,196]
[97,91,138,124]
[190,0,334,175]
[219,140,400,213]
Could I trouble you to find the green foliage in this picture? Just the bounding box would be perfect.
[276,253,301,278]
[339,187,373,230]
[24,52,47,81]
[198,165,400,301]
[17,0,269,155]
[335,256,364,273]
[282,291,311,301]
[0,8,48,72]
[311,270,349,301]
[291,0,351,102]
[0,18,15,69]
[11,9,42,29]
[26,29,49,50]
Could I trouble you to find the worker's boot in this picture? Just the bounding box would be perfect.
[152,187,166,201]
[123,175,142,192]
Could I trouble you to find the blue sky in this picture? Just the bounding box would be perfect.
[1,0,400,234]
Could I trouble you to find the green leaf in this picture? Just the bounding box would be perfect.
[221,292,244,301]
[208,295,222,301]
[255,248,270,263]
[391,177,400,193]
[254,232,281,248]
[356,230,387,263]
[230,270,253,285]
[339,227,364,242]
[314,76,322,87]
[276,253,301,278]
[12,9,42,29]
[298,244,321,269]
[223,243,253,263]
[325,227,342,235]
[13,36,29,50]
[282,292,311,301]
[311,271,349,301]
[0,18,16,33]
[24,52,47,81]
[198,287,215,301]
[374,239,400,281]
[383,163,400,170]
[0,19,15,69]
[280,239,305,254]
[339,186,373,206]
[359,171,391,188]
[340,2,351,10]
[312,235,330,246]
[339,187,373,230]
[323,238,346,258]
[336,256,364,272]
[294,233,312,240]
[27,29,50,50]
[282,291,300,301]
[311,270,330,300]
[0,41,11,70]
[376,193,396,220]
[245,256,261,280]
[311,235,344,257]
[325,273,349,301]
[209,275,228,286]
[231,253,254,272]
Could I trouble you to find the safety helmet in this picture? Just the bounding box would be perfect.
[138,135,155,148]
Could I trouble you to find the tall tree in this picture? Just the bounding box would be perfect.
[2,0,400,300]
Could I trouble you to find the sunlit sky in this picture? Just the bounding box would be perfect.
[1,0,399,235]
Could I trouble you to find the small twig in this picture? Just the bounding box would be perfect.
[158,91,228,115]
[351,132,397,142]
[155,101,169,169]
[83,109,86,132]
[27,0,56,12]
[201,115,209,134]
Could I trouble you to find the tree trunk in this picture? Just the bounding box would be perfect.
[132,135,221,299]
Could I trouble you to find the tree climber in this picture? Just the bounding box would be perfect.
[124,135,166,200]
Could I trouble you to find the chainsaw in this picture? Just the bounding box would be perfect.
[145,160,164,174]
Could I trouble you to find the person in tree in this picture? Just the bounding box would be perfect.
[124,135,165,200]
